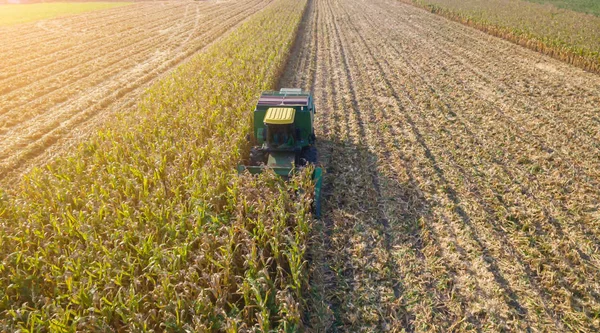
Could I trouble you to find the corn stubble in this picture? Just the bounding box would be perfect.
[282,0,600,331]
[0,0,313,331]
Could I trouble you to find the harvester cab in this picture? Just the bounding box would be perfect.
[237,88,323,217]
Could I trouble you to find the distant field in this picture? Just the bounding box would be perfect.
[406,0,600,72]
[0,2,131,26]
[526,0,600,16]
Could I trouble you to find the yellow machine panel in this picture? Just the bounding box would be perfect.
[264,107,296,125]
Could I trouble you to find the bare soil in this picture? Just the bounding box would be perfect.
[280,0,600,331]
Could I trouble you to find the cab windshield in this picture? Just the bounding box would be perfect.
[266,124,295,149]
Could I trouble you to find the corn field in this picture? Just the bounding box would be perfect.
[0,0,313,331]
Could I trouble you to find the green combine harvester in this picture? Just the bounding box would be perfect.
[237,88,323,217]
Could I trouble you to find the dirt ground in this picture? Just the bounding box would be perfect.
[0,0,271,184]
[280,0,600,331]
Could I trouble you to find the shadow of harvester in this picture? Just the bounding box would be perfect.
[304,137,428,332]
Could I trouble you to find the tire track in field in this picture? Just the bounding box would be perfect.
[0,5,131,53]
[0,2,189,51]
[0,2,231,121]
[0,2,174,70]
[0,2,227,100]
[0,2,195,91]
[0,1,243,88]
[0,3,234,124]
[281,0,600,331]
[0,0,272,184]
